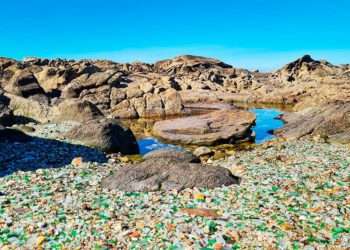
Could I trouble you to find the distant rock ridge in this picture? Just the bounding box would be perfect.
[275,54,345,83]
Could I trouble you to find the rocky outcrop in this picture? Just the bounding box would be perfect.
[0,55,349,112]
[0,54,350,146]
[64,118,139,154]
[153,109,256,145]
[275,102,350,143]
[262,55,350,109]
[101,149,239,192]
[0,55,265,119]
[110,89,184,119]
[275,55,345,83]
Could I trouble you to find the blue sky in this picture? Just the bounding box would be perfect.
[0,0,349,70]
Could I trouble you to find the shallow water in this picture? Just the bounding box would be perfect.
[137,108,284,154]
[137,137,182,155]
[250,108,284,144]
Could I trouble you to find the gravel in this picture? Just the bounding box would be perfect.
[0,126,349,249]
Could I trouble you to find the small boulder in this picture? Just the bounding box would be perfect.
[49,99,103,123]
[64,118,139,154]
[110,88,127,106]
[101,152,239,192]
[193,146,213,157]
[327,132,350,144]
[111,99,139,119]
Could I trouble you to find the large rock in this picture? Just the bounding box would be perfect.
[61,70,119,98]
[5,93,50,123]
[111,99,139,119]
[3,70,47,102]
[0,90,12,125]
[101,150,239,192]
[49,99,103,123]
[275,103,350,142]
[111,91,185,119]
[64,118,139,154]
[153,109,256,145]
[5,94,103,124]
[160,89,184,116]
[34,66,72,92]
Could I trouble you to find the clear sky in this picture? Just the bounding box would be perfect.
[1,0,349,70]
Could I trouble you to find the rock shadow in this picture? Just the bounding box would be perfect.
[0,129,107,177]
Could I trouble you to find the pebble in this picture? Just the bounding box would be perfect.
[0,124,350,249]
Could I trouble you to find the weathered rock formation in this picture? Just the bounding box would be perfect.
[275,102,350,143]
[153,109,256,145]
[101,149,239,191]
[4,93,50,123]
[259,55,350,108]
[0,55,263,119]
[0,54,350,145]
